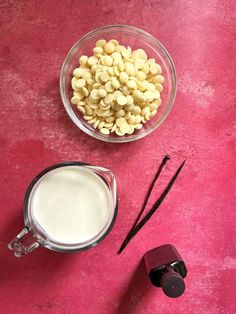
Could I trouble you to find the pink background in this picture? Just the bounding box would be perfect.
[0,1,235,313]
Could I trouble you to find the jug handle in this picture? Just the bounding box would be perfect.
[8,227,40,257]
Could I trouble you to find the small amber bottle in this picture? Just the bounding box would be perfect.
[144,244,187,298]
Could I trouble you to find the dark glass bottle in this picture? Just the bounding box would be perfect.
[144,244,187,298]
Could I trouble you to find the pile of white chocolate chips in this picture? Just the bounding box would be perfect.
[71,39,164,136]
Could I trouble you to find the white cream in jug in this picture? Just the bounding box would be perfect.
[31,166,111,244]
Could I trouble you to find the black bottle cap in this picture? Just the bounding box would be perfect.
[160,267,185,298]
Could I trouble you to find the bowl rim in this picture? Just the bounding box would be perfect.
[60,24,177,143]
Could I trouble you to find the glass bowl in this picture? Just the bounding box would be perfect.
[60,25,176,143]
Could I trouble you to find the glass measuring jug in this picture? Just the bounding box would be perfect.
[8,162,117,257]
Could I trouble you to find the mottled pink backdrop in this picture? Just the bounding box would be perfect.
[0,1,235,313]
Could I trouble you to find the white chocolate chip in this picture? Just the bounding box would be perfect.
[85,105,93,115]
[118,60,125,72]
[149,103,158,111]
[100,128,110,135]
[135,123,143,130]
[98,121,105,129]
[149,63,160,75]
[76,79,86,88]
[79,55,88,65]
[77,105,86,114]
[155,83,163,92]
[117,95,127,106]
[103,56,113,67]
[136,71,146,81]
[104,42,116,54]
[144,91,154,102]
[71,96,80,104]
[141,106,150,116]
[127,80,137,89]
[111,78,120,89]
[152,75,165,84]
[122,86,131,96]
[115,45,125,53]
[87,117,97,124]
[134,115,142,124]
[125,62,135,76]
[128,115,136,124]
[106,116,116,123]
[124,111,131,119]
[126,95,134,106]
[113,66,120,77]
[127,125,135,134]
[111,124,117,133]
[133,90,145,102]
[93,119,100,129]
[87,56,98,67]
[73,90,84,100]
[150,109,157,117]
[121,47,131,58]
[116,117,126,127]
[119,122,129,133]
[82,87,89,97]
[115,129,125,136]
[104,94,114,104]
[83,115,94,121]
[111,52,122,63]
[96,39,106,47]
[90,89,99,100]
[104,122,113,128]
[119,71,129,84]
[93,46,103,55]
[110,39,119,46]
[116,109,125,117]
[135,59,145,69]
[98,88,107,98]
[73,68,83,78]
[82,71,92,81]
[136,49,147,60]
[100,71,110,82]
[136,80,146,91]
[105,81,115,93]
[141,64,149,74]
[107,67,114,76]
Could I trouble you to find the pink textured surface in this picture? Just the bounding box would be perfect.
[0,1,235,313]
